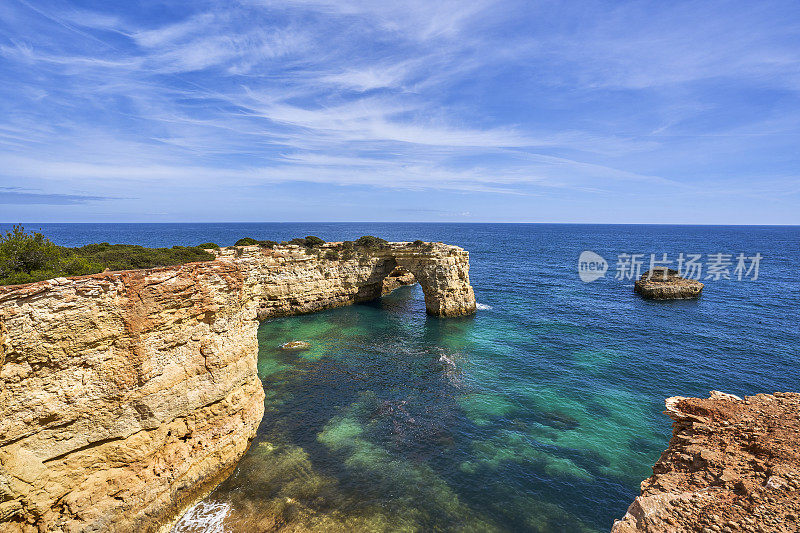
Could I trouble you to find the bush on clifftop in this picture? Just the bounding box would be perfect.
[304,235,325,247]
[288,236,326,248]
[234,237,280,248]
[354,235,388,248]
[73,243,214,272]
[0,226,61,276]
[0,225,215,286]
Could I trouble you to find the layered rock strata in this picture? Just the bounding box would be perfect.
[634,268,703,300]
[612,391,800,533]
[0,241,475,532]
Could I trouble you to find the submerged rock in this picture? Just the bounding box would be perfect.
[280,341,311,351]
[633,267,703,300]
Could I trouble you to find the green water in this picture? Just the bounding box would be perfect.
[39,223,798,531]
[168,223,800,532]
[175,286,660,532]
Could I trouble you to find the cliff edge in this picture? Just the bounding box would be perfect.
[612,391,800,533]
[0,241,476,532]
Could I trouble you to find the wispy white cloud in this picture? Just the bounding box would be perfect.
[0,0,798,222]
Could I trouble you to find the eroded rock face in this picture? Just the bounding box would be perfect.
[381,267,416,296]
[612,391,800,533]
[0,262,265,533]
[634,268,703,300]
[233,242,476,319]
[0,241,475,532]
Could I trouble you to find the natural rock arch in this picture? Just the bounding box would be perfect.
[248,242,476,319]
[392,248,476,317]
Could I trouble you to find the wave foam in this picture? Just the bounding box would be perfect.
[476,303,492,310]
[172,501,230,533]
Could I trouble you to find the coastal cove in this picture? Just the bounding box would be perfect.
[0,235,474,532]
[2,223,798,532]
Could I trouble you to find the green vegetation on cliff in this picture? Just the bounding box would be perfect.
[1,227,421,286]
[0,225,215,286]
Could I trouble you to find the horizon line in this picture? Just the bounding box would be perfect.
[2,221,799,227]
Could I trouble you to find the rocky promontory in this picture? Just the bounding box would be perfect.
[0,241,476,532]
[634,268,703,300]
[612,391,800,532]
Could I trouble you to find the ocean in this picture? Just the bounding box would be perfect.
[13,223,800,532]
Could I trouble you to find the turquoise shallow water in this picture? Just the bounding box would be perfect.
[16,223,800,531]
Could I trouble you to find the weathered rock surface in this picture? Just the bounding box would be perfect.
[634,268,703,300]
[612,391,800,533]
[0,241,475,532]
[381,266,416,295]
[236,242,476,319]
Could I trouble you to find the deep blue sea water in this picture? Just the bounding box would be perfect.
[10,223,800,532]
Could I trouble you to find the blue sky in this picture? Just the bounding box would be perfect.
[0,0,798,223]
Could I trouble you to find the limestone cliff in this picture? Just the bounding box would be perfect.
[0,241,476,532]
[612,391,800,533]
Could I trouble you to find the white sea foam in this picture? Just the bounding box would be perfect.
[476,303,492,310]
[439,353,455,367]
[172,501,230,533]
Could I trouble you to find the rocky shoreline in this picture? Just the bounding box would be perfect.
[0,241,476,532]
[612,391,800,532]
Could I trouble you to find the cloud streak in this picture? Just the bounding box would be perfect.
[0,0,798,222]
[0,187,117,204]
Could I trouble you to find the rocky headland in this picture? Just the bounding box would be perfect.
[634,268,704,300]
[0,241,476,532]
[612,391,800,532]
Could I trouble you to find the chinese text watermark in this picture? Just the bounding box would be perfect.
[578,251,762,282]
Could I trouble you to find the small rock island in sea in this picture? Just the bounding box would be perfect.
[634,267,703,300]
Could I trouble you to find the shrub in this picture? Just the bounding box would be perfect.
[354,235,388,248]
[324,250,339,260]
[61,255,103,276]
[258,240,278,249]
[412,240,425,246]
[0,225,61,278]
[304,235,325,247]
[196,242,220,249]
[288,236,326,248]
[234,237,260,246]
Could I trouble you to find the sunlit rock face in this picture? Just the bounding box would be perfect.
[0,241,475,532]
[0,262,264,533]
[237,242,476,319]
[612,391,800,532]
